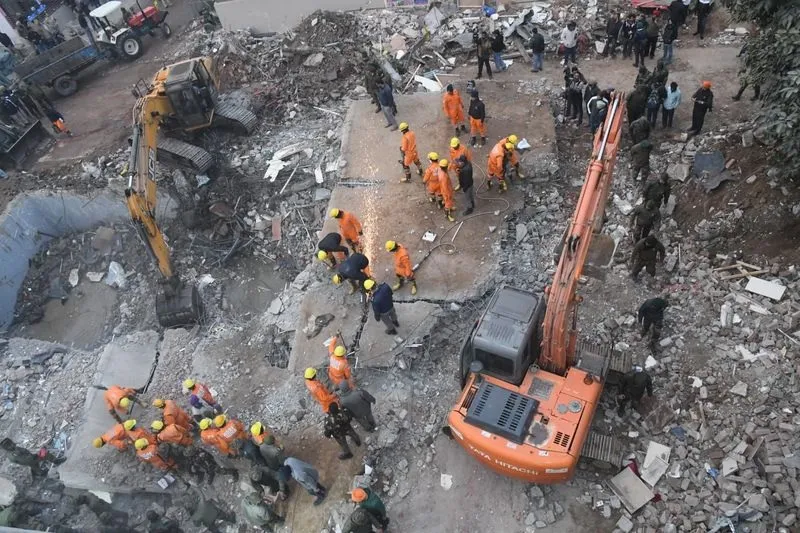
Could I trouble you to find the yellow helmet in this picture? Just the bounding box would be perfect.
[385,240,397,252]
[120,397,132,409]
[428,152,439,161]
[134,438,149,450]
[123,419,137,431]
[508,134,518,145]
[199,418,212,430]
[329,208,341,218]
[151,420,164,432]
[152,399,166,409]
[332,274,343,285]
[399,122,409,131]
[363,279,376,291]
[304,367,317,379]
[439,159,449,168]
[450,137,460,148]
[213,414,227,428]
[504,142,514,151]
[334,345,347,357]
[317,250,328,261]
[250,422,264,437]
[92,437,104,448]
[183,379,195,390]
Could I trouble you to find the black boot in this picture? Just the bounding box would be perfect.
[480,136,486,146]
[470,136,477,147]
[454,127,460,137]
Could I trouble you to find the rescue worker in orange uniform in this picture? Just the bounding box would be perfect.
[492,134,524,179]
[214,414,247,456]
[134,438,175,470]
[423,152,441,205]
[449,137,471,191]
[442,84,466,137]
[327,336,355,390]
[199,418,223,450]
[468,90,487,147]
[329,208,363,253]
[92,423,129,451]
[151,420,193,447]
[123,419,156,446]
[487,141,514,192]
[437,159,457,222]
[102,385,140,422]
[182,379,221,413]
[385,240,417,295]
[399,122,423,182]
[304,367,339,413]
[152,398,193,430]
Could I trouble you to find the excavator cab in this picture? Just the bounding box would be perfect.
[163,59,217,130]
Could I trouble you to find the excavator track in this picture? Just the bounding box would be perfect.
[212,100,258,135]
[157,137,214,173]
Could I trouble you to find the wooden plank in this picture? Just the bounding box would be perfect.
[720,269,769,281]
[271,215,282,242]
[713,264,743,272]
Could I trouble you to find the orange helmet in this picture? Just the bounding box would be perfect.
[351,488,368,502]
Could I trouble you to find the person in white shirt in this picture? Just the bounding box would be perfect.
[560,21,578,65]
[662,81,681,128]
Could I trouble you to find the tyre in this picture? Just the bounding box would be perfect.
[118,34,143,60]
[53,75,78,97]
[161,23,171,38]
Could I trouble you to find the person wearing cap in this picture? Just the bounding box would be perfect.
[123,419,156,446]
[449,137,470,190]
[688,81,713,135]
[182,379,221,413]
[467,90,487,147]
[251,423,286,471]
[323,402,361,460]
[455,155,475,215]
[304,368,339,413]
[351,487,389,530]
[492,134,523,178]
[329,208,364,254]
[327,335,355,389]
[385,240,416,295]
[343,507,383,533]
[617,366,654,415]
[399,122,423,182]
[338,381,377,432]
[101,384,140,423]
[442,84,466,137]
[316,232,350,269]
[152,398,193,430]
[241,490,285,531]
[332,252,372,295]
[188,394,215,423]
[364,280,399,335]
[214,414,247,455]
[282,457,327,505]
[198,418,240,475]
[437,159,457,222]
[151,420,193,447]
[422,152,442,204]
[93,423,129,451]
[487,141,514,192]
[134,438,175,470]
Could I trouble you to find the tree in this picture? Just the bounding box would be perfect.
[722,0,800,179]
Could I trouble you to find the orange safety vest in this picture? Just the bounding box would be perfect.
[162,400,193,430]
[423,163,441,195]
[101,424,129,451]
[157,424,193,447]
[218,420,246,444]
[393,245,413,278]
[201,428,232,455]
[488,143,507,177]
[338,212,363,242]
[191,382,215,405]
[126,427,157,446]
[305,379,339,413]
[401,131,419,165]
[494,137,519,166]
[328,355,353,389]
[136,444,174,470]
[103,385,135,414]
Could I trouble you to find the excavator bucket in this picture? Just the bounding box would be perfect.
[156,283,203,328]
[582,234,618,280]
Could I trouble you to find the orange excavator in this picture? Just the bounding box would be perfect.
[444,92,628,483]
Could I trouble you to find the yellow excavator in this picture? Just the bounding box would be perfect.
[125,57,256,327]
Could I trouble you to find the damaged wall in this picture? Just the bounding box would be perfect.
[214,0,385,34]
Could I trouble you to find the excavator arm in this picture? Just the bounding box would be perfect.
[540,93,626,375]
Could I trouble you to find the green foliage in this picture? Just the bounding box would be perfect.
[722,0,800,178]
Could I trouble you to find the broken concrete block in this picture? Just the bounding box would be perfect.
[741,130,754,147]
[730,381,748,397]
[667,163,691,182]
[303,52,325,67]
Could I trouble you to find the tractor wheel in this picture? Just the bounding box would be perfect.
[161,23,171,38]
[118,34,143,60]
[53,75,78,97]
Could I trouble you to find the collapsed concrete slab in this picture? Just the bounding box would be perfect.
[60,330,160,492]
[357,301,443,368]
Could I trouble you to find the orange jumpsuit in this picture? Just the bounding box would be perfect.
[161,400,193,430]
[400,131,420,168]
[442,90,465,126]
[127,427,157,446]
[189,382,216,406]
[305,379,339,413]
[217,419,247,454]
[328,342,354,389]
[393,244,414,279]
[103,385,136,415]
[136,443,175,470]
[438,168,455,210]
[449,145,472,166]
[488,143,508,181]
[156,423,193,447]
[200,427,235,455]
[423,162,441,198]
[494,137,519,166]
[101,424,129,451]
[337,211,363,246]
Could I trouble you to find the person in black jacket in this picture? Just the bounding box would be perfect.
[688,81,713,135]
[620,14,636,59]
[377,81,397,131]
[333,253,370,294]
[365,280,399,335]
[490,29,507,72]
[638,296,669,343]
[323,403,361,460]
[455,155,474,215]
[661,19,678,65]
[529,27,545,72]
[468,90,486,147]
[668,0,687,27]
[603,13,622,58]
[617,367,653,415]
[316,232,349,268]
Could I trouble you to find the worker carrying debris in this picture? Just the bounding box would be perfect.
[316,232,350,269]
[333,252,372,295]
[423,152,442,204]
[134,438,176,470]
[183,379,222,414]
[93,423,130,451]
[487,141,514,192]
[617,366,654,415]
[468,90,487,148]
[449,137,470,191]
[630,234,666,281]
[438,159,456,222]
[328,335,355,389]
[638,295,669,345]
[364,279,400,335]
[151,420,193,447]
[99,384,142,423]
[329,208,363,253]
[351,487,390,530]
[385,240,417,295]
[442,84,466,138]
[338,381,377,433]
[398,122,423,183]
[304,367,340,413]
[152,398,193,430]
[323,403,362,460]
